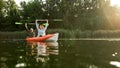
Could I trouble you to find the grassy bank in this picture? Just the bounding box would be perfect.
[47,29,120,38]
[1,29,120,39]
[0,31,27,39]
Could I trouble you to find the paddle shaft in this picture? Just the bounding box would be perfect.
[15,22,35,25]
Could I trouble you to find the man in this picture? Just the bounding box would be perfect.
[25,23,36,37]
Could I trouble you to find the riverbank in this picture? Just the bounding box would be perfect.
[1,29,120,39]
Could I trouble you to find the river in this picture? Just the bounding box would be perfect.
[0,39,120,68]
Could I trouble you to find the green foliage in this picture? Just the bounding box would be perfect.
[0,0,7,29]
[62,0,112,30]
[21,0,43,20]
[1,0,120,31]
[0,0,20,31]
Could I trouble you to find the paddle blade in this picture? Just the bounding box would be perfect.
[15,22,23,25]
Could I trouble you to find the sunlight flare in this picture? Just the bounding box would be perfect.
[111,0,120,7]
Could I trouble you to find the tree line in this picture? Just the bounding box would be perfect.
[0,0,120,31]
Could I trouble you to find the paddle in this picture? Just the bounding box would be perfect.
[15,22,23,25]
[15,22,35,25]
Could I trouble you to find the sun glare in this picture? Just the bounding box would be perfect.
[111,0,120,7]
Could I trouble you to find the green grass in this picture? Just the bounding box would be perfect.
[0,31,27,39]
[1,29,120,39]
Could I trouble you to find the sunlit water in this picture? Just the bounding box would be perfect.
[0,39,120,68]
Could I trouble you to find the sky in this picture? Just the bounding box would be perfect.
[15,0,29,6]
[110,0,120,7]
[15,0,46,6]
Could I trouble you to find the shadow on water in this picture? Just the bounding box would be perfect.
[1,39,120,68]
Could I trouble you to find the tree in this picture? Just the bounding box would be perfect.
[0,0,20,31]
[5,0,20,31]
[0,0,6,30]
[62,0,112,30]
[20,0,44,21]
[1,0,120,31]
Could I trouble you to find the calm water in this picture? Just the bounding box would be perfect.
[0,40,120,68]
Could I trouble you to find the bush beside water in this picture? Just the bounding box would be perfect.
[1,29,120,39]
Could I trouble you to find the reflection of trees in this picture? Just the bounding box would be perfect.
[25,41,59,68]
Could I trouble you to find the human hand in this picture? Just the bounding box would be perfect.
[25,23,27,26]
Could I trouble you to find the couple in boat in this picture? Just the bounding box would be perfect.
[25,19,49,38]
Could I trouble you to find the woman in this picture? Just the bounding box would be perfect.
[35,20,49,37]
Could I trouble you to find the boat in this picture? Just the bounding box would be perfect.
[26,33,59,42]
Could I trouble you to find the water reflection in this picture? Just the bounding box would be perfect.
[1,40,120,68]
[58,40,120,68]
[112,52,118,57]
[110,61,120,68]
[26,41,59,68]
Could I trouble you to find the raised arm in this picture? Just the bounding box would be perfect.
[25,23,30,32]
[35,20,39,30]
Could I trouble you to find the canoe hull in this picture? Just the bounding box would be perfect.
[26,33,59,42]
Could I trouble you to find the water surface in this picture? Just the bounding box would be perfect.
[0,40,120,68]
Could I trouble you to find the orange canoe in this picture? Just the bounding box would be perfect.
[26,33,59,42]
